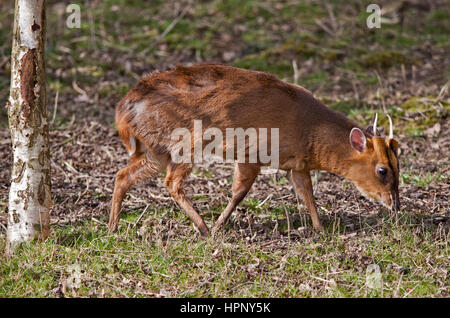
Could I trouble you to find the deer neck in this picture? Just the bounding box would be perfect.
[311,121,357,178]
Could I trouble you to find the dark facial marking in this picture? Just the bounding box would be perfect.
[385,141,401,210]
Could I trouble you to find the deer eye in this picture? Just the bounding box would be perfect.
[377,166,387,176]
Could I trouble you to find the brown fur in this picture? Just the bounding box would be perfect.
[109,63,401,235]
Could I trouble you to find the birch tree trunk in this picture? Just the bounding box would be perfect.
[7,0,51,255]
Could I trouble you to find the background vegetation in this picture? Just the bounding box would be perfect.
[0,0,448,297]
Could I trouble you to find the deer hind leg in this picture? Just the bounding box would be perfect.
[165,162,209,236]
[289,170,324,232]
[108,151,167,233]
[213,163,260,233]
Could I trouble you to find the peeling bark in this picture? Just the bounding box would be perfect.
[19,48,37,119]
[7,0,51,255]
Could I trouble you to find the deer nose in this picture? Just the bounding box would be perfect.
[395,198,400,211]
[391,196,400,212]
[390,191,400,212]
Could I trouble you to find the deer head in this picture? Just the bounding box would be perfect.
[348,113,401,211]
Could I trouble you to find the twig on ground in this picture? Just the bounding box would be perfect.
[133,205,150,227]
[51,89,59,125]
[139,5,191,56]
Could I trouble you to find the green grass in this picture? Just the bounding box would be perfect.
[401,171,449,188]
[328,94,449,138]
[1,211,447,297]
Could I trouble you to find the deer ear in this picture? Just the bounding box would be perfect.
[349,128,366,153]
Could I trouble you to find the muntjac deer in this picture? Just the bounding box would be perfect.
[108,63,400,236]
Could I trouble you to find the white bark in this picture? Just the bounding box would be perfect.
[7,0,51,254]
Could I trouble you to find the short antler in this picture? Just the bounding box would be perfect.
[373,113,378,136]
[386,113,393,139]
